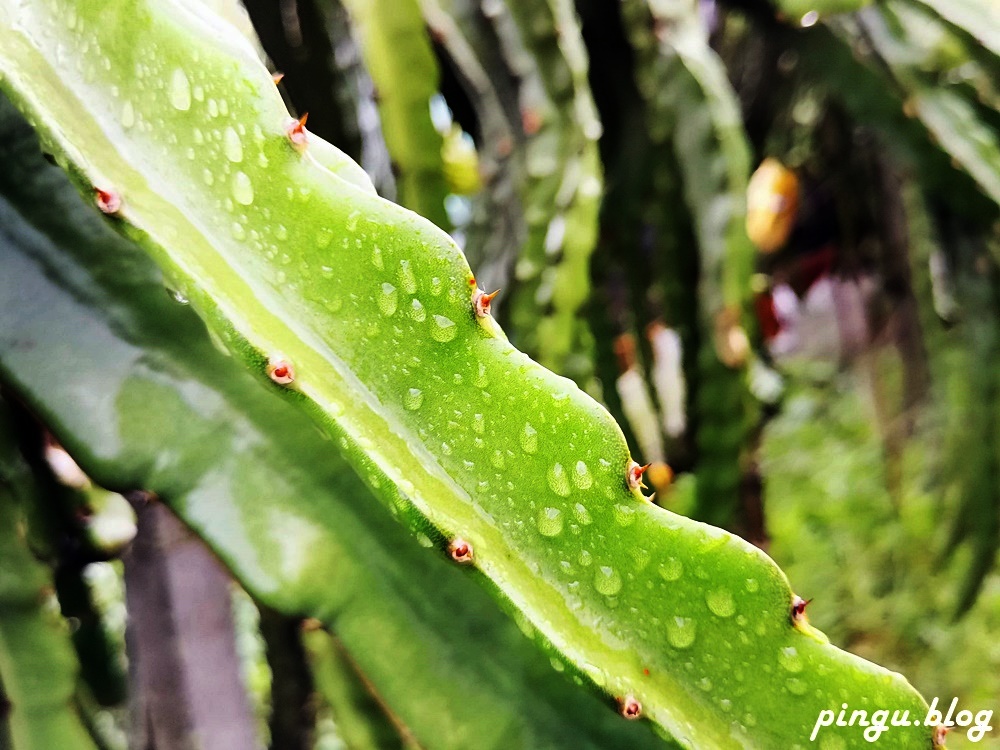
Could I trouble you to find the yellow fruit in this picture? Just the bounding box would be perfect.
[746,157,799,253]
[646,461,674,492]
[441,125,482,196]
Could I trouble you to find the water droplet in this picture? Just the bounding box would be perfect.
[666,617,697,649]
[378,283,398,317]
[399,260,417,294]
[572,502,592,525]
[121,100,135,128]
[430,276,443,295]
[223,126,243,162]
[613,504,636,526]
[778,646,803,674]
[371,245,384,269]
[745,578,759,593]
[230,221,246,240]
[658,557,684,581]
[520,423,538,454]
[594,566,622,596]
[706,589,736,618]
[786,677,808,696]
[473,362,488,387]
[403,388,423,410]
[409,298,426,322]
[231,171,253,205]
[697,677,713,691]
[571,460,593,489]
[275,224,288,241]
[431,315,456,342]
[168,288,189,304]
[630,547,651,571]
[473,413,485,434]
[578,549,593,567]
[202,168,214,186]
[537,507,563,537]
[547,463,571,497]
[169,68,191,111]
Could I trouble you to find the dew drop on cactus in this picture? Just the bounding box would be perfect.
[778,646,803,673]
[169,68,191,111]
[231,171,253,205]
[223,125,242,162]
[706,589,736,618]
[667,616,697,649]
[547,463,571,497]
[121,100,134,128]
[403,388,423,411]
[399,260,417,294]
[613,504,636,526]
[594,565,622,596]
[572,460,592,489]
[378,283,398,317]
[537,507,563,537]
[520,423,538,454]
[473,362,488,388]
[430,315,456,342]
[572,502,592,525]
[786,678,808,696]
[659,557,684,581]
[409,298,426,322]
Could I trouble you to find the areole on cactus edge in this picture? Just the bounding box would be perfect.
[0,1,934,747]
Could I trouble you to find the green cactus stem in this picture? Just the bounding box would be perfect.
[0,2,934,746]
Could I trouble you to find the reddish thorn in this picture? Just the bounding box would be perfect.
[474,288,500,317]
[618,695,642,720]
[95,187,121,214]
[790,595,813,623]
[267,358,295,385]
[933,725,949,747]
[272,72,285,85]
[286,114,309,149]
[627,462,651,490]
[469,277,477,287]
[449,538,473,564]
[642,668,650,676]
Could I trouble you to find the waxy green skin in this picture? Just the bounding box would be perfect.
[0,97,668,750]
[0,1,932,746]
[0,406,96,750]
